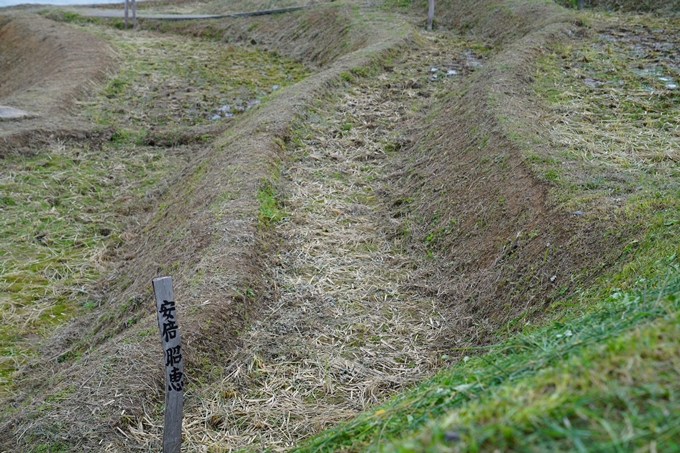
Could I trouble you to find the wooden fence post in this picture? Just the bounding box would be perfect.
[124,0,129,28]
[132,0,137,28]
[152,277,183,453]
[427,0,435,31]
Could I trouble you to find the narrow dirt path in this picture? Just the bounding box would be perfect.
[181,33,484,452]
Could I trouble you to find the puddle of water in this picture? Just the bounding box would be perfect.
[659,75,678,89]
[633,66,679,88]
[583,77,601,87]
[654,74,677,89]
[634,67,662,77]
[463,50,483,69]
[599,33,618,42]
[212,99,261,120]
[427,66,461,80]
[212,104,234,120]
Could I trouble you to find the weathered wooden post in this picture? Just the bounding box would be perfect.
[427,0,435,31]
[132,0,137,28]
[124,0,129,28]
[152,277,184,453]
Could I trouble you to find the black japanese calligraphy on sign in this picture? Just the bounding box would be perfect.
[168,366,184,392]
[158,301,183,393]
[162,318,178,343]
[155,293,184,393]
[165,345,182,368]
[159,299,180,344]
[159,299,176,320]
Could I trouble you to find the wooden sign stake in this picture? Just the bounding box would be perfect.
[132,0,137,29]
[124,0,136,29]
[152,277,183,453]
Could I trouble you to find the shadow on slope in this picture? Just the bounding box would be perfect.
[382,0,635,346]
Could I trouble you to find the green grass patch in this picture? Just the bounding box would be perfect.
[293,269,680,452]
[77,23,309,131]
[257,182,284,225]
[0,140,182,386]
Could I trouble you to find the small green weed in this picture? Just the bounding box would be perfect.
[339,71,353,82]
[350,66,371,78]
[26,442,70,453]
[257,182,284,225]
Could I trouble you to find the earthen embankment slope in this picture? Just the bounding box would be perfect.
[0,13,116,153]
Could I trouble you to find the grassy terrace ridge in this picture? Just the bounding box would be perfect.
[531,11,680,292]
[288,5,680,453]
[294,278,680,452]
[0,17,309,386]
[1,0,679,451]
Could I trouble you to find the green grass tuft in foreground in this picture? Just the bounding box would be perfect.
[292,268,680,452]
[257,181,285,225]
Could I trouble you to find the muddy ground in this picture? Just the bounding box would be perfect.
[0,0,678,451]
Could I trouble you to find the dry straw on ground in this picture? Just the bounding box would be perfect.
[537,13,680,206]
[172,34,474,452]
